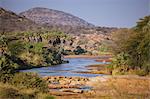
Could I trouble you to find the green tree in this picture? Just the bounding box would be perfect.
[110,16,150,74]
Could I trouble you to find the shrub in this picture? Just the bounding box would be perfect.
[8,40,24,56]
[99,44,108,52]
[73,46,86,55]
[11,72,48,93]
[111,52,130,69]
[0,83,54,99]
[135,69,147,76]
[0,83,27,99]
[42,31,66,40]
[0,55,15,83]
[20,52,45,66]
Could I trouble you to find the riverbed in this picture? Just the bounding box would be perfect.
[21,58,109,77]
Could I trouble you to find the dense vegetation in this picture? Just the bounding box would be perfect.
[0,30,70,98]
[0,54,53,98]
[109,16,150,76]
[0,30,68,69]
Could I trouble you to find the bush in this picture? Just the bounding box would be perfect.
[99,44,108,52]
[111,53,130,69]
[8,40,25,56]
[0,83,54,99]
[11,72,48,93]
[135,69,147,76]
[20,52,45,66]
[0,55,15,83]
[73,46,86,55]
[0,83,28,99]
[25,42,44,54]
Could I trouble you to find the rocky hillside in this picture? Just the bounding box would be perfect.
[0,7,41,33]
[19,7,118,35]
[0,7,118,55]
[20,7,94,28]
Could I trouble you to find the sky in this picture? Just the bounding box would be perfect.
[0,0,150,28]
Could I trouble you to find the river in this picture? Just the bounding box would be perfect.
[21,58,109,77]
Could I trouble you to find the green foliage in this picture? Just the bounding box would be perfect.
[33,42,44,53]
[37,93,55,99]
[24,31,35,37]
[42,48,54,65]
[99,43,109,52]
[8,40,25,56]
[0,55,52,98]
[125,16,150,70]
[73,46,87,55]
[0,35,8,47]
[111,52,130,69]
[135,69,147,76]
[24,42,44,54]
[0,55,15,83]
[0,30,67,99]
[20,52,45,66]
[109,52,130,75]
[42,31,66,40]
[110,16,150,75]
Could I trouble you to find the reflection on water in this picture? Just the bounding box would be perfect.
[21,58,109,77]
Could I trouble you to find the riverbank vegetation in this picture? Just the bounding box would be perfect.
[0,54,54,98]
[108,16,150,76]
[0,30,68,69]
[0,30,70,99]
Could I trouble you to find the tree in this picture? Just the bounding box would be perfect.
[110,16,150,74]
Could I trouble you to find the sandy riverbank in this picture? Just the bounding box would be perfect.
[44,55,150,98]
[45,75,150,99]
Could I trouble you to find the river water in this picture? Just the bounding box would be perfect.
[21,58,109,77]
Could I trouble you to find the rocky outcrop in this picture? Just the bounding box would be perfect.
[62,33,111,55]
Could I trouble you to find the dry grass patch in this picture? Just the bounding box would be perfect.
[88,76,150,98]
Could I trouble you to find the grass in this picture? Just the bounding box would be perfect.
[98,51,112,55]
[97,76,150,98]
[0,82,54,99]
[0,83,36,99]
[50,76,150,99]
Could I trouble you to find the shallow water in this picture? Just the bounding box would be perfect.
[21,58,109,77]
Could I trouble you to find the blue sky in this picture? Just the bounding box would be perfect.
[0,0,149,28]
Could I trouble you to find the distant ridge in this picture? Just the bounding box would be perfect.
[20,7,95,28]
[0,7,41,33]
[0,7,117,35]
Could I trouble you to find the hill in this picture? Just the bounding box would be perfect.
[20,7,117,35]
[20,7,94,28]
[0,7,41,33]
